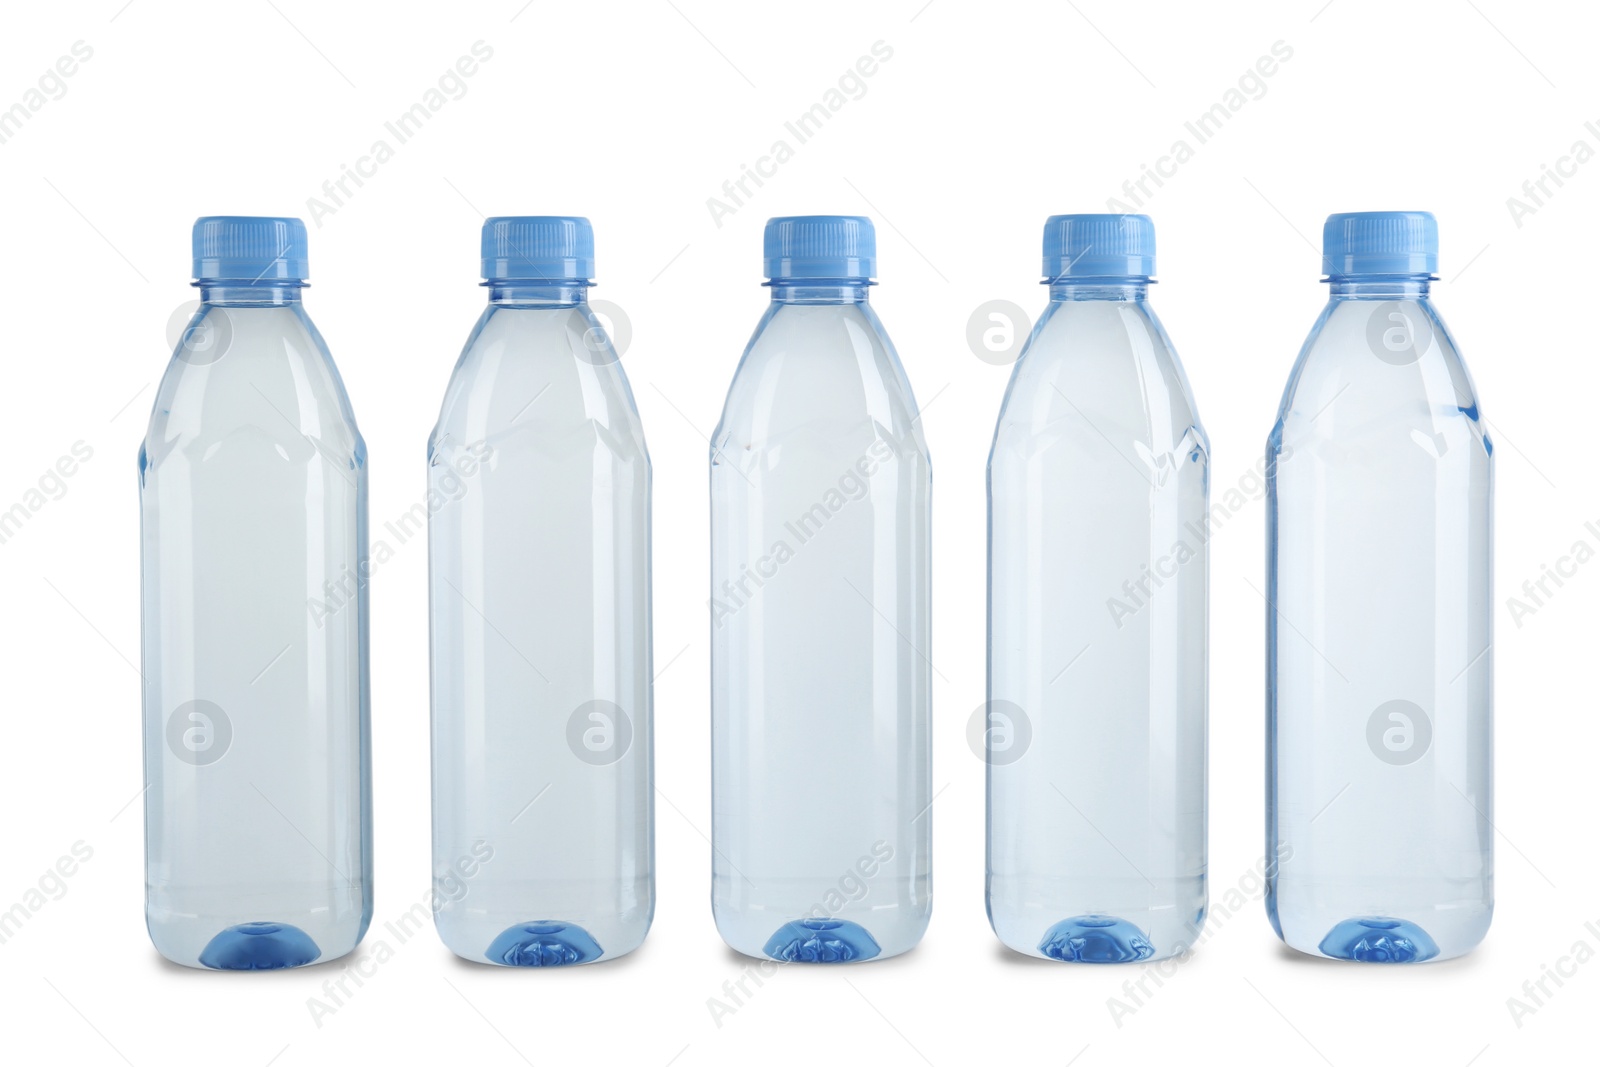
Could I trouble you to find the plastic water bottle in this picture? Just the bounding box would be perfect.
[1266,212,1493,962]
[140,217,371,969]
[986,215,1209,963]
[710,216,932,962]
[429,217,653,966]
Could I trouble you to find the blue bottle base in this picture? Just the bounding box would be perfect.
[1037,915,1156,963]
[763,919,882,963]
[198,922,322,970]
[1317,917,1440,963]
[484,921,604,967]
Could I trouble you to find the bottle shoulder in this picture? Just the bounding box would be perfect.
[141,304,362,473]
[1271,298,1489,459]
[713,302,929,465]
[429,304,648,465]
[990,299,1207,466]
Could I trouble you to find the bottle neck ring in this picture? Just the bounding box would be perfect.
[196,281,305,306]
[1326,275,1434,299]
[485,281,590,307]
[1046,278,1150,301]
[767,281,871,305]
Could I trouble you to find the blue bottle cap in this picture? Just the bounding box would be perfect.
[763,215,875,281]
[1322,211,1437,277]
[192,216,308,282]
[1042,214,1155,280]
[481,216,594,281]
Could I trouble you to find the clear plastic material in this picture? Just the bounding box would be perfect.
[1266,277,1493,962]
[428,282,653,965]
[710,282,932,962]
[140,283,371,969]
[986,280,1209,962]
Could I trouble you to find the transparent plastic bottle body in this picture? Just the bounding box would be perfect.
[140,285,371,969]
[710,284,932,962]
[1266,279,1493,962]
[429,284,653,966]
[987,282,1208,962]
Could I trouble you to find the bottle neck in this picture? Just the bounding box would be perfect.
[197,281,305,306]
[768,281,871,305]
[1046,278,1149,302]
[1327,275,1433,299]
[486,281,589,307]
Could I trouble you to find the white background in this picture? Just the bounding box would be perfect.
[1,1,1595,1064]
